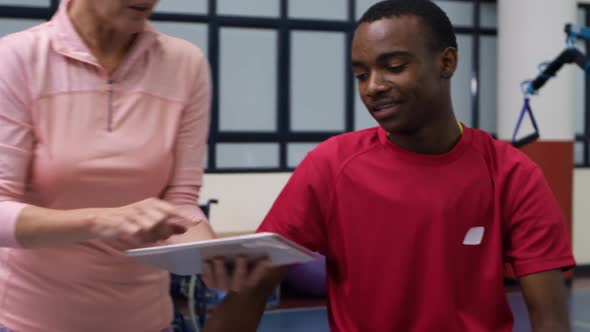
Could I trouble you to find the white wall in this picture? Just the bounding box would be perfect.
[574,169,590,264]
[203,170,590,264]
[200,173,290,234]
[497,0,576,141]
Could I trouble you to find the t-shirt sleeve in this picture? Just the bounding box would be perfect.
[503,164,575,278]
[257,151,331,255]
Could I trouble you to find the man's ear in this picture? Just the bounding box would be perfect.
[440,47,458,79]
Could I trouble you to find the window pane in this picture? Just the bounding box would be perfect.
[289,0,347,21]
[479,36,497,134]
[433,1,474,27]
[288,143,319,168]
[480,2,497,28]
[155,0,207,14]
[575,141,585,165]
[576,8,586,136]
[220,28,277,132]
[0,18,44,37]
[216,143,279,168]
[357,0,474,26]
[356,0,377,20]
[0,0,49,6]
[291,31,346,132]
[219,0,279,17]
[354,82,376,130]
[152,22,208,57]
[453,35,474,127]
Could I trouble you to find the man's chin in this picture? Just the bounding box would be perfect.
[378,119,404,133]
[379,122,419,136]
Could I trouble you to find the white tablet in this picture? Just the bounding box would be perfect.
[126,232,316,276]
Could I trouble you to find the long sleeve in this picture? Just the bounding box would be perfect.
[0,39,34,247]
[161,50,212,223]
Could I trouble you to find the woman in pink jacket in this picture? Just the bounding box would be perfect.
[0,0,216,330]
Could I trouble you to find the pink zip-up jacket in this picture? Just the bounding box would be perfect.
[0,1,211,331]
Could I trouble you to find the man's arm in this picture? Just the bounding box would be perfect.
[520,269,570,332]
[202,145,331,331]
[500,161,575,331]
[203,267,286,332]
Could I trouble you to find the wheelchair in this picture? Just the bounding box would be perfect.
[169,199,280,332]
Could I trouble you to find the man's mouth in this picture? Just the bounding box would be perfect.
[370,101,404,120]
[374,102,398,111]
[128,4,151,12]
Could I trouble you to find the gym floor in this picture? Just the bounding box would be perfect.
[258,290,590,331]
[178,273,590,331]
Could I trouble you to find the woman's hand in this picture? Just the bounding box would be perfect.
[88,198,203,243]
[15,198,203,248]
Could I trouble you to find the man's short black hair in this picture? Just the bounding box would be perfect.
[358,0,458,52]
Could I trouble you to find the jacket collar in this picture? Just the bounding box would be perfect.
[49,0,159,79]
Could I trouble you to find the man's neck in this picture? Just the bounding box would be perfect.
[387,115,463,155]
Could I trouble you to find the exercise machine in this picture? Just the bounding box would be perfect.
[513,23,590,147]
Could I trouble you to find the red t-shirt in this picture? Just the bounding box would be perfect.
[257,125,575,332]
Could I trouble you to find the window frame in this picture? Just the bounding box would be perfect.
[0,0,498,173]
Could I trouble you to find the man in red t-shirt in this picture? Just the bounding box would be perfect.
[202,1,575,331]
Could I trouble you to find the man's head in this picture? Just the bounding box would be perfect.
[352,0,458,135]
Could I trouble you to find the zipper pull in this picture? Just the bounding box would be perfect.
[107,79,114,132]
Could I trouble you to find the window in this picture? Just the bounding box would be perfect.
[1,0,499,172]
[0,18,45,36]
[155,0,207,15]
[219,28,278,132]
[290,31,347,132]
[289,0,347,21]
[218,0,279,18]
[0,0,49,7]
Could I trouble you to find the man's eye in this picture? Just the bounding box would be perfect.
[387,64,407,73]
[354,73,368,80]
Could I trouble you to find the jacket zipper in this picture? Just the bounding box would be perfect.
[107,79,113,132]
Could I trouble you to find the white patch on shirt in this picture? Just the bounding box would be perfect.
[463,226,485,245]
